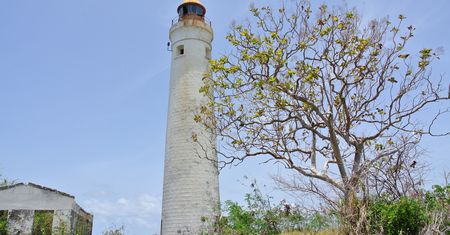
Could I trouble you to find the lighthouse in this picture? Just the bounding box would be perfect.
[161,0,219,234]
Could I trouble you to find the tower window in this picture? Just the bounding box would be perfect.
[188,5,195,13]
[196,8,204,16]
[205,47,211,59]
[177,45,184,56]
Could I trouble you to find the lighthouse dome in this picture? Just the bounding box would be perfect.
[177,0,206,19]
[181,0,202,4]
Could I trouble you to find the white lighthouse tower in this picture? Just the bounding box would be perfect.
[161,0,219,234]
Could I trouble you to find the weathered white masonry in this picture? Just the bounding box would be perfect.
[161,0,219,234]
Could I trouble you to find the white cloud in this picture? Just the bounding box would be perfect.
[83,194,161,231]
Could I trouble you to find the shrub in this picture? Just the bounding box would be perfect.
[0,210,8,235]
[32,210,54,235]
[102,225,125,235]
[421,184,450,234]
[368,196,428,234]
[217,181,335,234]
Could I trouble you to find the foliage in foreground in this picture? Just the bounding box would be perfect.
[217,182,449,235]
[217,182,337,235]
[102,225,125,235]
[0,211,7,235]
[368,196,428,235]
[367,184,450,235]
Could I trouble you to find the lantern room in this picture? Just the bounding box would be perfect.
[177,0,206,20]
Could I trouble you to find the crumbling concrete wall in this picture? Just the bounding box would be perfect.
[52,210,72,235]
[0,183,93,235]
[0,184,74,210]
[7,210,34,235]
[2,209,93,235]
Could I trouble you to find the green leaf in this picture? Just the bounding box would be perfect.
[376,108,386,115]
[418,60,429,69]
[299,41,307,49]
[346,12,355,19]
[268,76,277,84]
[419,48,432,59]
[387,139,395,145]
[194,114,201,123]
[231,140,243,146]
[375,143,384,151]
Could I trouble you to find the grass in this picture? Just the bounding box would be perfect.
[281,229,341,235]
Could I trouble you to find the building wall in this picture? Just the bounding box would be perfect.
[52,210,72,235]
[0,185,73,210]
[0,184,93,235]
[6,210,34,235]
[1,209,93,235]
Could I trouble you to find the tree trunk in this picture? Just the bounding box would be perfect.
[340,190,369,235]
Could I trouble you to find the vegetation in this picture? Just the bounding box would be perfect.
[218,184,302,234]
[75,216,91,235]
[216,181,449,234]
[368,196,427,234]
[0,174,12,235]
[217,181,338,235]
[0,210,7,235]
[53,221,68,235]
[195,1,449,233]
[32,210,54,235]
[102,225,125,235]
[0,174,12,187]
[421,184,450,233]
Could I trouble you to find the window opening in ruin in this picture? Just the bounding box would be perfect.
[75,215,90,235]
[32,210,54,235]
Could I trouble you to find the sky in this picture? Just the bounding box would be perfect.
[0,0,449,234]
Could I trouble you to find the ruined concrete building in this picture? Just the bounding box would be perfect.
[0,182,93,235]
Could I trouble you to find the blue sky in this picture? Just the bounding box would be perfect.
[0,0,449,234]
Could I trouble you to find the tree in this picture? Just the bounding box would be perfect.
[0,174,12,187]
[102,225,125,235]
[195,1,449,233]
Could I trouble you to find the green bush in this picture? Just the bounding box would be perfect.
[0,210,8,235]
[367,184,450,234]
[217,181,336,234]
[303,212,336,233]
[424,184,450,211]
[102,225,125,235]
[218,181,448,234]
[368,196,428,234]
[422,184,450,234]
[219,184,288,235]
[32,210,54,235]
